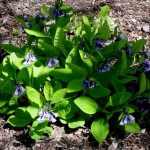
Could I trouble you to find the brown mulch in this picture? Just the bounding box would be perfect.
[0,0,150,149]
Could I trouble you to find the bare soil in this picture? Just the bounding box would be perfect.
[0,0,150,149]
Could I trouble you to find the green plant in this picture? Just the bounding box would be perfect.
[0,0,149,143]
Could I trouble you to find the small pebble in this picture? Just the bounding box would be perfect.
[143,25,149,32]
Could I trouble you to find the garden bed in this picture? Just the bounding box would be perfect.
[0,0,150,149]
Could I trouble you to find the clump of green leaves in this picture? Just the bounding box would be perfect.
[0,0,149,143]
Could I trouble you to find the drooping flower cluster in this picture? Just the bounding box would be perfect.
[14,81,25,96]
[23,9,49,29]
[37,110,58,123]
[23,52,36,67]
[97,59,111,73]
[83,79,96,90]
[46,58,59,67]
[143,59,150,73]
[136,98,149,105]
[125,43,132,56]
[119,108,135,125]
[33,9,49,20]
[53,8,66,19]
[37,103,58,123]
[94,39,105,51]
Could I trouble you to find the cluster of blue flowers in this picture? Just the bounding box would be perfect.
[136,98,149,105]
[33,9,49,20]
[14,81,25,96]
[37,103,58,123]
[23,9,49,29]
[97,59,111,73]
[46,58,59,67]
[143,59,150,73]
[83,79,96,90]
[53,8,66,19]
[37,109,58,123]
[94,39,105,51]
[22,52,59,68]
[119,108,135,125]
[23,52,36,67]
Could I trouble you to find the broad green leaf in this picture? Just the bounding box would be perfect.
[88,86,111,98]
[33,61,44,77]
[44,81,53,101]
[54,27,68,57]
[93,70,114,87]
[51,88,66,104]
[1,44,23,54]
[27,105,39,119]
[79,50,93,74]
[99,5,110,19]
[118,75,138,84]
[111,92,131,106]
[111,76,125,92]
[87,53,98,63]
[65,63,88,77]
[15,107,31,119]
[76,26,82,36]
[9,96,18,106]
[0,100,8,107]
[101,40,126,57]
[25,29,50,38]
[68,117,85,128]
[35,67,54,89]
[67,79,84,93]
[139,72,146,94]
[29,120,51,140]
[0,105,15,115]
[49,69,81,83]
[82,16,91,42]
[1,77,15,94]
[2,56,15,77]
[121,51,127,73]
[124,121,141,133]
[53,100,71,119]
[143,92,150,98]
[26,86,45,108]
[91,118,109,143]
[65,45,78,67]
[10,52,24,70]
[38,41,60,56]
[59,118,67,124]
[98,21,110,40]
[132,39,147,55]
[7,115,31,127]
[146,79,150,90]
[17,67,29,85]
[52,80,62,92]
[41,4,48,15]
[74,96,99,114]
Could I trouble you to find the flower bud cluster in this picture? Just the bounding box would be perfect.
[119,108,135,125]
[83,79,96,90]
[97,59,111,73]
[53,8,66,19]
